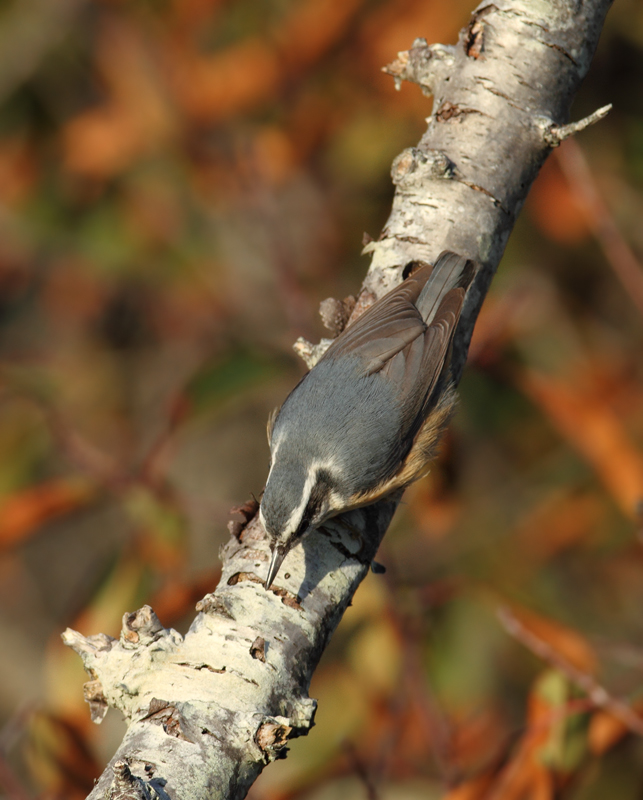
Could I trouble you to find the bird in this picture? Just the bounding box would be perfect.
[260,250,476,590]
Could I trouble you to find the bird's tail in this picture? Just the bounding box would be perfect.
[415,251,476,323]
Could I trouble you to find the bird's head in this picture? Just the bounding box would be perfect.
[260,457,342,589]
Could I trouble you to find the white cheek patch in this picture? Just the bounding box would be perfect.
[265,431,284,488]
[328,489,346,513]
[283,466,318,538]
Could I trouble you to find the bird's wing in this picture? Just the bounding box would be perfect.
[322,251,474,377]
[416,251,472,321]
[351,285,469,492]
[382,285,466,429]
[419,285,466,405]
[321,267,432,375]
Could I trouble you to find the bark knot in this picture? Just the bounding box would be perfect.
[83,679,108,724]
[463,4,498,59]
[383,38,455,96]
[121,606,164,647]
[109,759,167,800]
[255,718,293,762]
[227,571,303,609]
[227,496,260,540]
[391,147,457,187]
[144,699,196,743]
[345,290,378,326]
[319,295,356,336]
[250,636,267,662]
[195,593,235,619]
[293,336,333,368]
[435,101,483,122]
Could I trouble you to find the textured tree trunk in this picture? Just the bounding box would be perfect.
[63,1,613,797]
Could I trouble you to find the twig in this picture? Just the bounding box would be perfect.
[556,138,643,316]
[542,104,612,147]
[343,741,379,800]
[0,706,33,800]
[380,563,457,787]
[0,752,31,800]
[498,606,643,737]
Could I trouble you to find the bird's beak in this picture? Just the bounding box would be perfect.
[265,545,287,590]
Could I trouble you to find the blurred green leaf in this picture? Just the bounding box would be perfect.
[185,350,281,415]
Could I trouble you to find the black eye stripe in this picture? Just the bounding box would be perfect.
[303,469,332,525]
[310,470,333,509]
[316,469,332,487]
[296,469,333,537]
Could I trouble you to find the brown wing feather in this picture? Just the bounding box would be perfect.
[321,266,434,374]
[349,285,468,505]
[417,287,465,414]
[321,253,474,379]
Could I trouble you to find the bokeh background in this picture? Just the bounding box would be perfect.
[0,0,643,798]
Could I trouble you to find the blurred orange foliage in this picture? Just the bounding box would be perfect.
[588,701,643,756]
[502,604,598,675]
[527,157,590,245]
[63,20,174,177]
[522,368,643,519]
[0,479,96,550]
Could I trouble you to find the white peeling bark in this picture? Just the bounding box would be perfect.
[63,1,613,798]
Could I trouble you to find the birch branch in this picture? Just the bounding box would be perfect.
[62,1,613,798]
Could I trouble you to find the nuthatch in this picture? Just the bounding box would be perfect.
[260,251,476,589]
